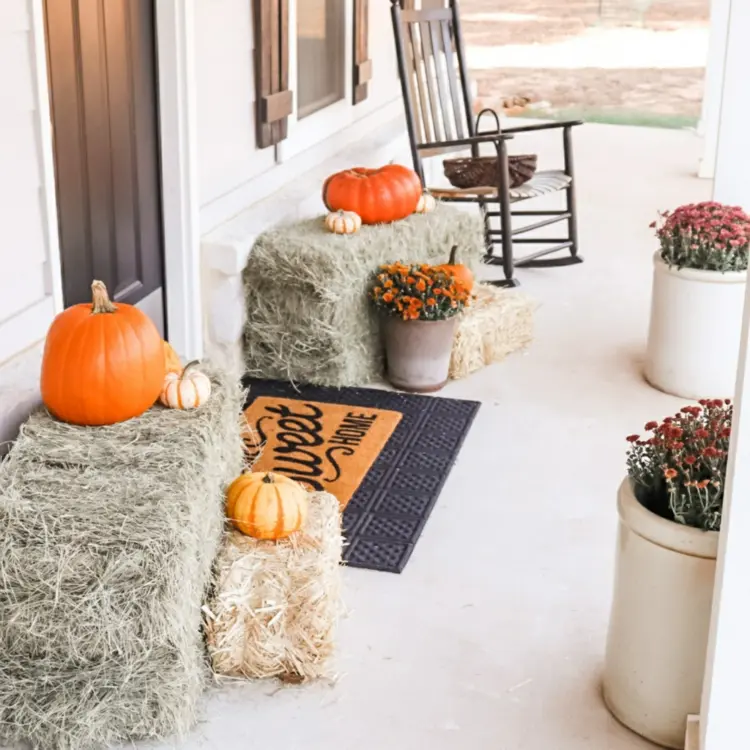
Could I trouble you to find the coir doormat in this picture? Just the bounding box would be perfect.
[242,379,480,573]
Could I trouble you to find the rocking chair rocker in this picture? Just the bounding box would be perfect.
[391,0,583,287]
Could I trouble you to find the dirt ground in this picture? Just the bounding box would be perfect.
[462,0,710,125]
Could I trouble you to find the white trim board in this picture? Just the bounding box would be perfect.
[29,0,63,313]
[685,715,700,750]
[156,0,203,360]
[279,0,354,163]
[698,0,731,180]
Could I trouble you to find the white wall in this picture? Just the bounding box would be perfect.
[0,0,60,447]
[193,0,276,215]
[194,0,403,232]
[352,1,400,124]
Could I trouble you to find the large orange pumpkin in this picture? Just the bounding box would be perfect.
[40,280,165,426]
[226,472,308,540]
[322,164,422,224]
[437,245,474,292]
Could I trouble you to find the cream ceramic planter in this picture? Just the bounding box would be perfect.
[382,316,457,393]
[603,479,718,749]
[645,253,746,400]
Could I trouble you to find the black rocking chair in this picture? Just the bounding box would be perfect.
[391,0,583,287]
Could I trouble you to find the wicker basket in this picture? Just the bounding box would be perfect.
[443,154,538,190]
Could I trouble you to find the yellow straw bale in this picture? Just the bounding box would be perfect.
[450,285,535,379]
[205,492,344,682]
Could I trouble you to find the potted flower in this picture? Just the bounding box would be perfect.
[645,201,750,399]
[369,262,471,392]
[603,399,729,749]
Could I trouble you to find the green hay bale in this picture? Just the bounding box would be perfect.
[243,204,484,386]
[0,366,245,750]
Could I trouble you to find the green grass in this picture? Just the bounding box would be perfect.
[521,107,699,131]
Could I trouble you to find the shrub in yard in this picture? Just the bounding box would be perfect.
[652,201,750,272]
[626,399,732,531]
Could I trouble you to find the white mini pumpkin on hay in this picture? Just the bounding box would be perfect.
[415,192,437,214]
[324,210,362,235]
[160,361,211,409]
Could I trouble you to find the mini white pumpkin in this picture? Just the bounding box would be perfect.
[159,361,211,410]
[325,210,362,235]
[415,192,437,214]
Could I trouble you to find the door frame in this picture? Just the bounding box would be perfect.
[31,0,203,360]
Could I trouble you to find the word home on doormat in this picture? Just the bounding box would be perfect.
[244,396,402,508]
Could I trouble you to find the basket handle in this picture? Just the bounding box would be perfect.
[475,108,502,136]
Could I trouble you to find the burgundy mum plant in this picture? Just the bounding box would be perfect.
[626,399,732,532]
[651,201,750,272]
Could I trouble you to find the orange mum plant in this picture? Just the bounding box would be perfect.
[369,262,472,322]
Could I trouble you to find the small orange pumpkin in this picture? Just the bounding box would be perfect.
[164,341,182,374]
[226,472,308,540]
[41,280,165,426]
[437,245,474,292]
[322,164,422,225]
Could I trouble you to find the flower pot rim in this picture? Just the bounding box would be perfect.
[652,251,747,284]
[618,477,719,559]
[380,312,460,325]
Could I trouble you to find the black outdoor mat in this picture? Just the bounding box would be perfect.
[242,378,480,573]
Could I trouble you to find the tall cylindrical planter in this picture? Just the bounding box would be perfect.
[382,316,456,393]
[645,252,746,400]
[603,479,718,749]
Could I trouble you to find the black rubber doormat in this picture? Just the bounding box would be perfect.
[242,378,480,573]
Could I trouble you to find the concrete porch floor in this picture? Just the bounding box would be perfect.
[173,124,710,750]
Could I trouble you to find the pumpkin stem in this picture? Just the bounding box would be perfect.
[90,280,116,314]
[262,473,275,484]
[449,245,459,265]
[180,360,201,381]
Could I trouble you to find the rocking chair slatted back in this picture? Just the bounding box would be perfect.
[392,2,476,158]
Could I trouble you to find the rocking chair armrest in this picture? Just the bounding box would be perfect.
[501,120,584,134]
[415,132,514,151]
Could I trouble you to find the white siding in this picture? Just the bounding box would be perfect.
[353,1,401,123]
[194,0,276,209]
[0,0,57,349]
[195,0,403,231]
[0,0,60,447]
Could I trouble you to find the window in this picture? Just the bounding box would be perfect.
[297,1,346,120]
[254,0,370,156]
[281,0,352,159]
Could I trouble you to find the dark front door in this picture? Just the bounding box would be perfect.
[44,0,165,333]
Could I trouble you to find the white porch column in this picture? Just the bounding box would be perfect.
[700,1,750,748]
[698,0,731,179]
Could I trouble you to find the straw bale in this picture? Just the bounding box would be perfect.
[243,205,484,386]
[0,365,245,750]
[450,285,536,379]
[205,492,344,683]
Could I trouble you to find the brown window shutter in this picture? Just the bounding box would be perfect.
[253,0,292,148]
[353,0,371,104]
